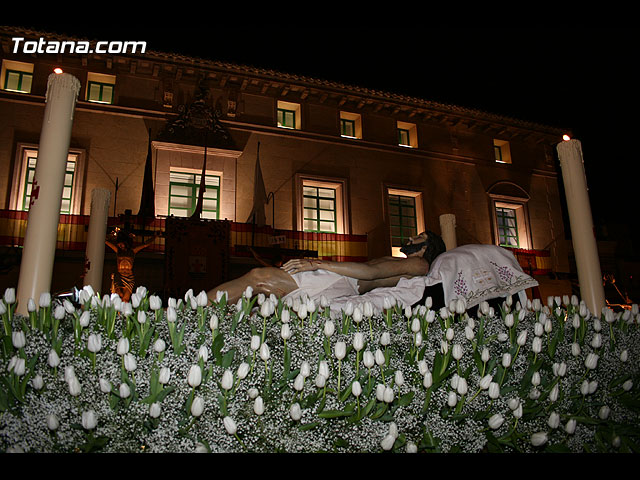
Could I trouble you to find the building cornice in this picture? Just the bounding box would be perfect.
[1,26,568,144]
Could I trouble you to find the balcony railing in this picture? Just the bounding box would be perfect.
[0,209,368,262]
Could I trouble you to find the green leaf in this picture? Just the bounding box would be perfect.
[397,391,414,407]
[318,408,353,419]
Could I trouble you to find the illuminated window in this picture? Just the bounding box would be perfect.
[386,188,425,257]
[397,121,417,148]
[295,175,349,234]
[495,206,519,247]
[168,170,220,220]
[303,185,337,233]
[16,148,81,214]
[1,60,33,93]
[86,73,115,104]
[493,139,512,164]
[340,112,362,139]
[277,100,301,129]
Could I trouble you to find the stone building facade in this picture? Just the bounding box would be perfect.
[0,26,571,299]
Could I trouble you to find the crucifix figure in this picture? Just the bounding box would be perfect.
[106,227,158,302]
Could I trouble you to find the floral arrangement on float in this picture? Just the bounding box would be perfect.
[1,284,639,453]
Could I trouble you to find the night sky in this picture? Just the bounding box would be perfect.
[6,24,638,233]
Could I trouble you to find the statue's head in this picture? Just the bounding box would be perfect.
[400,230,446,267]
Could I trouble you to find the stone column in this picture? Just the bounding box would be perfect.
[439,213,457,251]
[16,72,81,315]
[83,188,112,293]
[556,139,605,316]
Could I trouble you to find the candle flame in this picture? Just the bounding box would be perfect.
[562,134,571,141]
[53,68,64,74]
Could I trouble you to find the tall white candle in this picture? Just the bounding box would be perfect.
[556,139,605,316]
[16,72,81,314]
[439,213,457,251]
[84,188,112,293]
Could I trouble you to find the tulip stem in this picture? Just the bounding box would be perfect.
[337,359,342,393]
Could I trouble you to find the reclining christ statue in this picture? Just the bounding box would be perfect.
[207,231,446,306]
[207,230,539,316]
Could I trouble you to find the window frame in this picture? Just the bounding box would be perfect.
[9,144,85,215]
[3,69,33,93]
[397,121,418,148]
[493,139,512,164]
[339,111,362,139]
[276,100,301,130]
[295,174,349,235]
[168,169,221,220]
[386,187,425,257]
[1,60,34,94]
[489,195,532,250]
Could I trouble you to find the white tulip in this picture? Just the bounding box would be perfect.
[119,382,131,399]
[585,353,599,370]
[353,306,363,324]
[191,396,205,417]
[149,295,162,310]
[31,374,43,390]
[447,390,457,407]
[221,369,234,391]
[196,291,208,307]
[422,370,433,389]
[251,335,261,351]
[254,396,265,416]
[517,330,528,346]
[411,317,421,333]
[502,353,512,368]
[99,378,112,393]
[363,301,374,318]
[417,359,428,376]
[375,349,385,366]
[394,370,405,387]
[363,351,375,369]
[39,292,51,308]
[318,360,330,379]
[548,411,560,429]
[352,381,362,397]
[620,350,629,362]
[488,382,500,399]
[87,333,102,353]
[315,374,326,388]
[53,305,65,320]
[293,373,305,392]
[623,379,633,391]
[353,332,365,352]
[11,331,26,349]
[380,332,391,346]
[259,343,270,362]
[342,301,354,317]
[247,388,259,399]
[549,384,559,402]
[565,418,577,435]
[323,320,335,337]
[504,313,514,328]
[452,344,463,361]
[334,341,346,360]
[81,410,97,430]
[237,362,250,380]
[123,353,137,372]
[598,405,610,420]
[166,306,177,323]
[406,442,418,453]
[376,384,386,401]
[381,434,396,451]
[531,371,541,387]
[479,374,492,390]
[530,432,548,447]
[384,386,395,404]
[488,413,505,429]
[149,402,161,418]
[445,328,454,341]
[137,310,146,325]
[571,342,581,357]
[290,403,302,421]
[464,326,475,341]
[79,310,91,327]
[46,414,59,431]
[188,365,202,388]
[159,367,171,385]
[68,376,81,396]
[481,348,490,363]
[457,377,468,396]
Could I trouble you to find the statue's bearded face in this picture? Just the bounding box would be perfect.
[400,232,428,257]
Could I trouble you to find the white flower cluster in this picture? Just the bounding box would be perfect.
[1,287,639,453]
